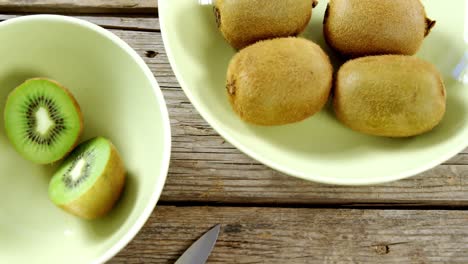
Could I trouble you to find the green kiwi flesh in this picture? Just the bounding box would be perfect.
[226,37,333,126]
[48,137,126,219]
[334,55,446,137]
[323,0,436,57]
[214,0,316,50]
[4,78,83,164]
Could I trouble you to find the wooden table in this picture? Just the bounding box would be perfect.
[2,1,468,263]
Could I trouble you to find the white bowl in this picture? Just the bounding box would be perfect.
[0,15,171,263]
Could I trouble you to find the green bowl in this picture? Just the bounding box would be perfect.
[0,15,171,263]
[160,0,468,185]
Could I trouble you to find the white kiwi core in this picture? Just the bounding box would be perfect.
[70,158,87,181]
[35,107,54,135]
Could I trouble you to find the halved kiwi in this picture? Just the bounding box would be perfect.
[4,78,83,164]
[48,137,126,219]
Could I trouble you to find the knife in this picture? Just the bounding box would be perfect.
[174,224,221,264]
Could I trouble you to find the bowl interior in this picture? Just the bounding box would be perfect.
[160,0,468,185]
[0,16,170,263]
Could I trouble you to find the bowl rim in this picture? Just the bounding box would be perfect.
[158,0,467,186]
[0,14,172,263]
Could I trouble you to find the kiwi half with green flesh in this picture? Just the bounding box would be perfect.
[4,78,83,164]
[226,37,333,126]
[323,0,436,57]
[49,137,126,220]
[214,0,317,50]
[334,55,446,138]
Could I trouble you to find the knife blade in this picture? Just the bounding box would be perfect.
[174,224,221,264]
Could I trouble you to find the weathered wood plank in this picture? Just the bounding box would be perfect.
[447,154,468,165]
[99,29,468,206]
[0,14,159,31]
[0,0,157,14]
[111,206,468,263]
[2,11,467,206]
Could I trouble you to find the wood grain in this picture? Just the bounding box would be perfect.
[0,10,467,264]
[0,0,157,14]
[0,14,159,31]
[1,14,467,206]
[110,206,468,263]
[105,29,468,207]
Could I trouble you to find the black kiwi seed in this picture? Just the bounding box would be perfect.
[62,149,96,189]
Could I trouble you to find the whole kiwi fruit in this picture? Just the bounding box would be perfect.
[226,37,333,126]
[214,0,318,50]
[334,55,446,138]
[324,0,436,57]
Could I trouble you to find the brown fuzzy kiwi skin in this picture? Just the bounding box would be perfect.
[60,142,126,220]
[334,55,446,138]
[12,78,84,164]
[226,37,333,126]
[214,0,315,50]
[323,0,435,58]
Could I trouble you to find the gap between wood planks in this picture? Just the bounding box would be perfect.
[0,0,157,15]
[2,13,468,210]
[157,200,468,210]
[112,206,468,263]
[0,14,160,32]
